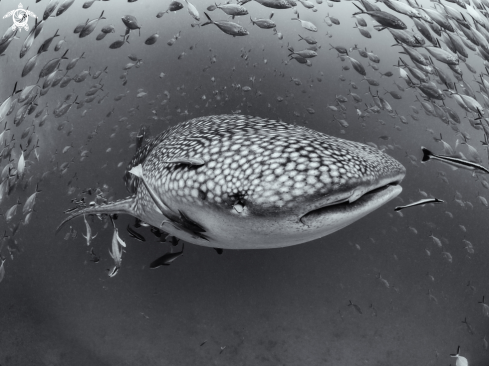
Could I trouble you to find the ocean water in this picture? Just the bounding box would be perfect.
[0,0,488,365]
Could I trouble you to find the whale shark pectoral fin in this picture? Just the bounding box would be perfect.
[56,196,137,235]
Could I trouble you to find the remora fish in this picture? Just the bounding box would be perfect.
[57,115,405,249]
[82,214,97,245]
[421,147,489,174]
[394,198,444,211]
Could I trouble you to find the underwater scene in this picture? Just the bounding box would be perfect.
[0,0,488,364]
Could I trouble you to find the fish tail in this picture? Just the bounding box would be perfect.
[352,3,364,13]
[203,12,213,25]
[56,196,137,234]
[450,346,461,357]
[421,147,433,162]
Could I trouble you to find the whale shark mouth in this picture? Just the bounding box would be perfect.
[300,180,403,226]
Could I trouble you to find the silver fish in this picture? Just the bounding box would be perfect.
[0,257,5,283]
[202,12,249,36]
[43,0,60,20]
[23,184,41,215]
[82,214,97,245]
[421,147,489,173]
[39,49,69,78]
[394,198,444,211]
[56,0,75,16]
[80,11,106,38]
[291,13,317,32]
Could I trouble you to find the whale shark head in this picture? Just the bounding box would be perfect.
[57,115,405,249]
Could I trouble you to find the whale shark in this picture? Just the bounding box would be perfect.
[57,114,406,249]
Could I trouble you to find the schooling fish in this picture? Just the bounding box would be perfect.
[57,115,405,250]
[394,198,444,211]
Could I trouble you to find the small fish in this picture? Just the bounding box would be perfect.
[291,13,317,32]
[149,243,184,268]
[44,0,60,20]
[461,318,474,335]
[145,33,159,45]
[82,215,97,246]
[109,35,128,49]
[89,247,100,263]
[39,49,69,78]
[479,296,489,317]
[168,1,184,11]
[23,184,41,215]
[429,233,442,247]
[5,199,21,223]
[122,15,142,35]
[127,224,146,242]
[0,256,5,283]
[250,13,276,29]
[348,300,362,314]
[108,219,123,271]
[394,198,444,211]
[421,147,489,174]
[66,52,85,70]
[298,34,317,44]
[101,25,115,34]
[450,346,469,366]
[38,29,60,56]
[80,11,106,38]
[202,13,249,36]
[107,265,119,277]
[353,3,406,30]
[377,273,390,288]
[185,0,200,21]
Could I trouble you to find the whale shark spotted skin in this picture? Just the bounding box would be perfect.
[57,114,405,249]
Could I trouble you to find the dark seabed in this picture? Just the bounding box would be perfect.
[0,0,489,364]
